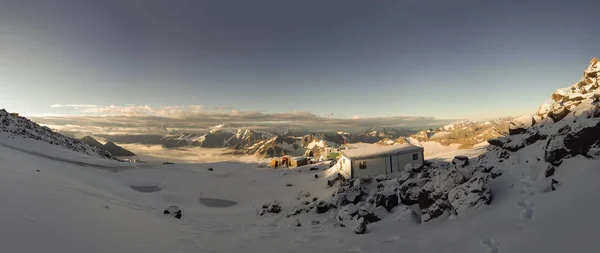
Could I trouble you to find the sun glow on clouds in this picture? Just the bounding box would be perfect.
[50,104,205,117]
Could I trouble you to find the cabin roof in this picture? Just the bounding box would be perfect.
[340,143,423,160]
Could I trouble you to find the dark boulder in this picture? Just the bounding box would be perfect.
[503,136,526,152]
[314,174,319,179]
[316,201,330,214]
[452,156,469,168]
[525,129,543,145]
[207,167,214,171]
[374,192,399,211]
[358,207,381,223]
[488,137,509,147]
[545,166,555,178]
[344,185,367,204]
[548,106,570,122]
[399,178,428,205]
[310,167,319,171]
[545,136,569,166]
[163,205,182,219]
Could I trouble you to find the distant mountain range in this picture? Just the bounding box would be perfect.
[377,119,512,149]
[80,136,135,157]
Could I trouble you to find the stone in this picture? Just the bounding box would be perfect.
[452,156,469,168]
[353,218,367,234]
[545,166,555,178]
[344,185,366,204]
[336,204,359,221]
[316,201,330,214]
[421,198,451,223]
[163,205,182,219]
[548,106,570,122]
[448,175,492,216]
[545,136,569,166]
[418,167,465,210]
[207,167,214,171]
[398,178,428,205]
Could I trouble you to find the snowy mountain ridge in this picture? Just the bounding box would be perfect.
[378,119,511,150]
[0,109,116,159]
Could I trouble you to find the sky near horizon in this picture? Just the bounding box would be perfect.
[0,0,599,121]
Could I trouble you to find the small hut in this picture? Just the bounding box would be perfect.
[289,157,308,167]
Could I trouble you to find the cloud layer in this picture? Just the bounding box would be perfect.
[31,104,455,135]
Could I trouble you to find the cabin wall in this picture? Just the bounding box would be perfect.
[339,156,352,179]
[351,157,387,178]
[347,150,424,178]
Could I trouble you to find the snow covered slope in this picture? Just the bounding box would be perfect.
[1,109,116,159]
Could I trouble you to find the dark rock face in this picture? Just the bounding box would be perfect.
[488,137,509,147]
[452,156,469,168]
[399,179,428,205]
[564,120,600,157]
[448,175,492,216]
[548,106,570,122]
[525,129,543,145]
[163,205,182,219]
[503,136,526,152]
[545,136,569,166]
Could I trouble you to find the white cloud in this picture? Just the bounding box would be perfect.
[49,104,205,118]
[50,104,100,108]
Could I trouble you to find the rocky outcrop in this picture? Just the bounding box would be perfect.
[509,115,535,135]
[448,175,492,216]
[0,109,116,159]
[564,120,600,156]
[545,136,569,166]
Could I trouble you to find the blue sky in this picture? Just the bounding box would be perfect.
[0,0,598,120]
